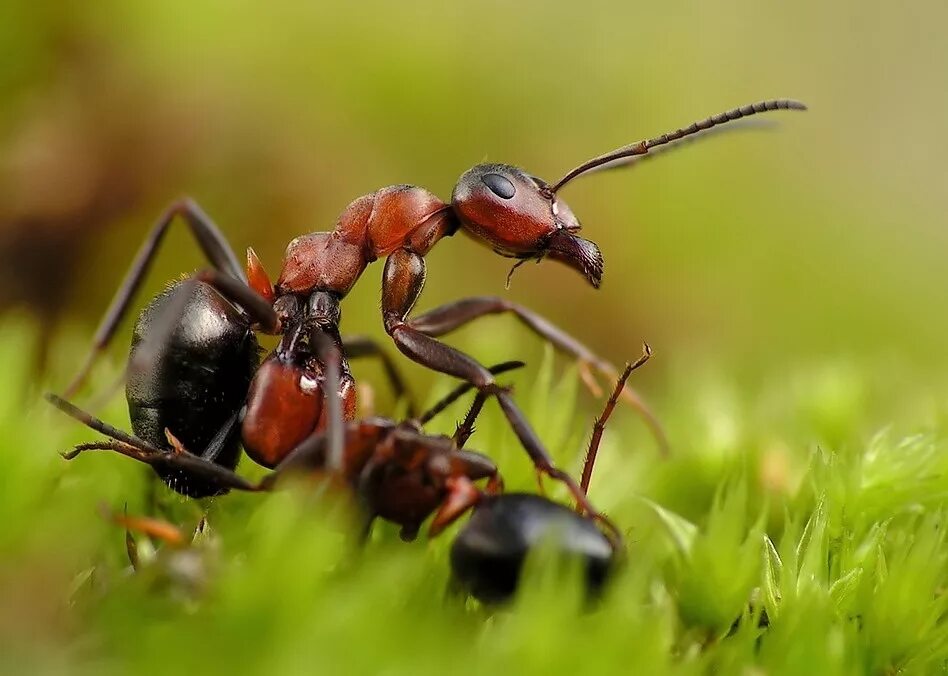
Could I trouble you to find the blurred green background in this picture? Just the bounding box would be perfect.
[3,1,947,387]
[3,2,948,673]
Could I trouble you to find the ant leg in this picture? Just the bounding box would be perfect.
[342,335,416,417]
[580,345,651,496]
[47,392,164,453]
[196,411,241,463]
[63,440,259,494]
[311,330,345,472]
[382,252,502,394]
[105,507,188,549]
[64,198,245,398]
[406,296,667,454]
[494,391,622,544]
[415,360,524,429]
[382,250,612,522]
[453,392,488,448]
[46,394,258,493]
[191,269,278,330]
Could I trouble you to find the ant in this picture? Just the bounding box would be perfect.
[53,98,804,501]
[448,352,647,604]
[51,334,644,544]
[46,355,522,500]
[89,342,640,600]
[53,333,651,560]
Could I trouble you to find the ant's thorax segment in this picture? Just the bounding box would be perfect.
[271,185,458,299]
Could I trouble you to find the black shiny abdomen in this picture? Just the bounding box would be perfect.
[450,493,615,603]
[127,280,259,497]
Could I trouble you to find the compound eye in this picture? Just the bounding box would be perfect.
[482,173,516,199]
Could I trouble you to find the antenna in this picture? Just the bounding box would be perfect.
[551,99,807,193]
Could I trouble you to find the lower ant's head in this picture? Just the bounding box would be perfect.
[451,163,604,288]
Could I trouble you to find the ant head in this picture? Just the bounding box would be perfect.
[451,163,603,288]
[451,99,808,290]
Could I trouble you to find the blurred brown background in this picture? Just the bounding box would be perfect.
[2,1,947,400]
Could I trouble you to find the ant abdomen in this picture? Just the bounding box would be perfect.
[450,493,616,604]
[127,280,260,497]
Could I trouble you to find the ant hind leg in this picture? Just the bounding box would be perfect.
[406,296,668,454]
[63,199,245,398]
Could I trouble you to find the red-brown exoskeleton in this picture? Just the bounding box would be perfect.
[55,98,804,500]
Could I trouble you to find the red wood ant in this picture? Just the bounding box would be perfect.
[53,98,804,501]
[89,350,644,600]
[52,330,648,558]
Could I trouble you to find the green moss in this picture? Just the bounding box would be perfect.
[2,318,948,675]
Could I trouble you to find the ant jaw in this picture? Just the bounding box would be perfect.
[545,231,603,288]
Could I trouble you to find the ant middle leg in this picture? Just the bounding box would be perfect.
[414,361,525,446]
[405,296,667,454]
[64,199,246,398]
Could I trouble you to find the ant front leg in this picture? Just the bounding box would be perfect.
[406,296,667,454]
[382,251,501,393]
[64,198,247,398]
[381,249,596,511]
